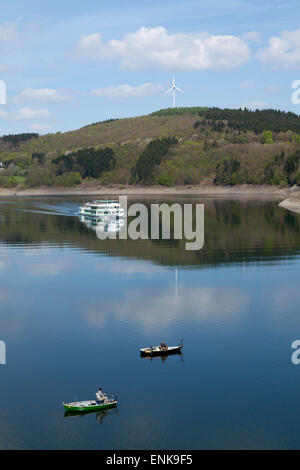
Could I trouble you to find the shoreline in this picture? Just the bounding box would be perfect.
[0,184,292,199]
[279,188,300,214]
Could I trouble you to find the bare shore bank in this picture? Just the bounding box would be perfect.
[0,183,292,199]
[279,188,300,214]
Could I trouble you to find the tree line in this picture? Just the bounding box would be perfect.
[0,133,39,145]
[196,108,300,134]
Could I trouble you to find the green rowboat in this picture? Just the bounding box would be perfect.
[63,398,117,412]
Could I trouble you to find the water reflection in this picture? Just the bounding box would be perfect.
[0,197,299,267]
[140,352,183,364]
[79,215,125,236]
[64,407,118,424]
[1,197,300,449]
[81,284,250,331]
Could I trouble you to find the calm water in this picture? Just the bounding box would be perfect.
[1,196,300,449]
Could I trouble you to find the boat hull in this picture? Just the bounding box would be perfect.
[79,212,124,220]
[63,400,117,412]
[140,345,183,357]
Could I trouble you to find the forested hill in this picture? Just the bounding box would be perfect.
[1,107,300,188]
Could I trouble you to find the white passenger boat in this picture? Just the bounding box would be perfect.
[78,199,125,219]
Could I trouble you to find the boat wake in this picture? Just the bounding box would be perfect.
[15,201,79,217]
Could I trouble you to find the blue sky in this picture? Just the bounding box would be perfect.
[1,0,300,134]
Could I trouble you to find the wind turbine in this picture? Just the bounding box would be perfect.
[167,76,184,108]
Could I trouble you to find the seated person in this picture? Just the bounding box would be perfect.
[96,387,107,403]
[160,340,167,349]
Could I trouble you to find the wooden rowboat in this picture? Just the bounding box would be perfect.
[63,398,117,412]
[140,341,183,357]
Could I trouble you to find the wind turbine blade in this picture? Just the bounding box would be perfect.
[175,87,184,92]
[166,88,173,93]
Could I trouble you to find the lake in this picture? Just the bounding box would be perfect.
[0,195,300,449]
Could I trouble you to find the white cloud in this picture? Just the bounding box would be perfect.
[266,85,281,92]
[240,80,254,89]
[243,31,261,43]
[0,110,7,117]
[13,88,73,103]
[28,123,52,133]
[257,28,300,69]
[0,21,18,45]
[238,101,270,110]
[91,83,163,98]
[0,21,19,72]
[16,107,50,120]
[76,26,251,70]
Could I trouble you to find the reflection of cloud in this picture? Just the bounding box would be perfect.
[22,247,53,257]
[0,259,6,271]
[95,260,164,276]
[83,305,108,328]
[0,289,26,336]
[0,288,10,300]
[271,286,300,310]
[21,260,72,276]
[82,285,249,330]
[269,284,300,330]
[0,312,26,336]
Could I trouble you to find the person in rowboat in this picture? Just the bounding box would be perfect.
[96,387,107,403]
[160,340,167,350]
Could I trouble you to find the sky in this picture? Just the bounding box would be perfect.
[0,0,300,134]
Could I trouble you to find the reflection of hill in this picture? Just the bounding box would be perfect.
[0,198,300,267]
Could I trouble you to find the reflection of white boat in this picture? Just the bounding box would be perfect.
[79,215,124,234]
[78,200,125,219]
